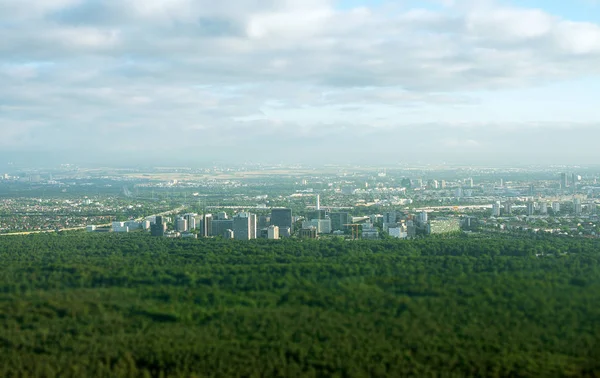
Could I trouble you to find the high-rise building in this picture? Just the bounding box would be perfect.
[249,213,257,239]
[308,209,328,220]
[267,225,279,239]
[467,178,474,188]
[184,213,197,230]
[492,202,501,217]
[175,217,188,232]
[258,215,271,229]
[200,214,213,237]
[540,202,548,215]
[216,212,228,220]
[211,219,234,237]
[150,216,166,237]
[418,211,428,225]
[330,212,351,232]
[527,202,535,216]
[503,202,512,215]
[574,198,582,215]
[552,201,561,213]
[383,211,397,225]
[271,208,293,233]
[316,194,321,210]
[233,212,256,240]
[560,173,568,189]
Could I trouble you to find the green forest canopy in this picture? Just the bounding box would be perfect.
[0,233,599,377]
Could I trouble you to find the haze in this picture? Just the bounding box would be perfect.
[2,0,600,166]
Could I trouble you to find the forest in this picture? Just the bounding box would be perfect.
[0,233,599,377]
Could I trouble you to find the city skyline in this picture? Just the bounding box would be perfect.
[2,0,600,165]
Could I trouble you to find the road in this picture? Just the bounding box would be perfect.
[0,205,186,237]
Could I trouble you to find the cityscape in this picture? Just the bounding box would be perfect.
[2,164,599,240]
[3,0,600,375]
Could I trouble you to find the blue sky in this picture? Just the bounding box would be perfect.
[1,0,600,166]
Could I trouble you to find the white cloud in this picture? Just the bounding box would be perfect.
[1,0,600,164]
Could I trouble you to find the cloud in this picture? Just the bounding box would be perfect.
[1,0,600,164]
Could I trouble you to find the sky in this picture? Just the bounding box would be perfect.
[1,0,600,167]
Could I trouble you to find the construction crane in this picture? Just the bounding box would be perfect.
[344,224,361,240]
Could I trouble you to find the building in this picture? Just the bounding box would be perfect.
[539,202,548,215]
[492,201,501,217]
[216,212,228,220]
[112,222,128,233]
[86,225,97,232]
[249,213,257,239]
[503,202,512,216]
[560,173,568,189]
[279,227,291,238]
[303,218,332,234]
[428,219,461,234]
[258,215,271,229]
[299,227,318,239]
[175,217,188,232]
[224,229,234,239]
[361,222,379,239]
[267,225,279,239]
[383,211,397,225]
[552,201,561,213]
[574,198,582,215]
[150,216,166,237]
[527,202,535,216]
[407,220,416,238]
[466,178,474,188]
[184,213,197,230]
[233,212,256,240]
[271,208,293,233]
[330,212,350,232]
[389,227,408,239]
[417,211,428,225]
[308,209,328,221]
[462,217,480,231]
[200,214,213,237]
[211,219,234,238]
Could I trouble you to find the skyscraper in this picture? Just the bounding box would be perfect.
[504,202,512,215]
[271,208,293,233]
[184,213,197,230]
[233,212,256,240]
[330,212,351,232]
[150,216,166,237]
[527,202,535,216]
[492,202,501,217]
[200,214,213,237]
[175,217,188,232]
[574,198,582,215]
[560,173,568,189]
[211,219,234,237]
